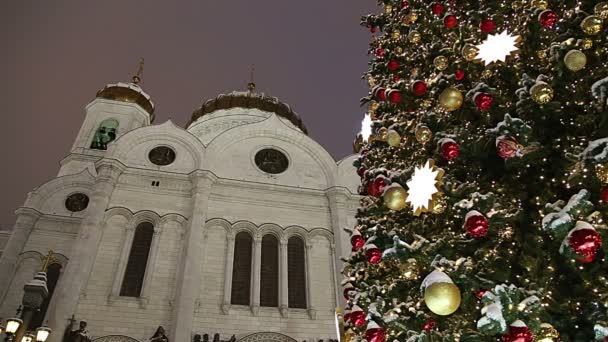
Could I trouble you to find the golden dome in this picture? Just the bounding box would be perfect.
[96,82,155,121]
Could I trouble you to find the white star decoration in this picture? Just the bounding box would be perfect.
[360,113,372,142]
[406,160,444,216]
[475,30,520,66]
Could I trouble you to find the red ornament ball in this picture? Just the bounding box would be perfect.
[423,319,437,331]
[370,26,377,33]
[600,187,608,202]
[401,0,409,9]
[388,60,399,71]
[474,92,494,110]
[496,136,521,159]
[539,10,558,27]
[480,19,495,33]
[569,227,603,263]
[376,88,386,101]
[366,177,386,197]
[366,247,382,264]
[357,166,366,178]
[388,90,402,104]
[443,14,458,28]
[375,48,385,57]
[366,327,385,342]
[431,3,444,16]
[349,309,367,327]
[393,76,401,82]
[441,140,460,160]
[343,287,353,300]
[351,234,365,250]
[465,212,489,238]
[412,81,427,96]
[454,69,465,81]
[475,289,488,299]
[502,325,533,342]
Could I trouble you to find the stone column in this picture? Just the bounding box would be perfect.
[170,170,216,342]
[305,242,316,319]
[221,232,235,314]
[0,207,42,304]
[279,237,289,317]
[47,160,125,342]
[250,236,262,316]
[325,188,354,308]
[329,243,339,308]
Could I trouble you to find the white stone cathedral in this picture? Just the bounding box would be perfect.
[0,75,359,342]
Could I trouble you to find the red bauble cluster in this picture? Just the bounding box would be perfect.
[474,92,494,110]
[388,60,399,71]
[539,10,558,27]
[454,69,465,81]
[349,306,367,327]
[480,19,495,33]
[365,245,382,264]
[423,318,437,331]
[441,140,460,160]
[502,323,533,342]
[351,234,365,251]
[443,14,458,28]
[366,176,387,197]
[431,2,444,16]
[412,80,427,96]
[568,227,603,263]
[464,211,489,238]
[388,90,402,104]
[365,325,385,342]
[600,187,608,202]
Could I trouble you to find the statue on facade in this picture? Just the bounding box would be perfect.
[213,334,220,342]
[67,320,91,342]
[193,334,202,342]
[147,326,169,342]
[202,334,209,342]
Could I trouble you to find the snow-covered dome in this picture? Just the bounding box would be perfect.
[96,82,155,121]
[186,91,307,144]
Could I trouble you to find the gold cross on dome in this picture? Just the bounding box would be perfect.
[132,58,145,84]
[247,64,256,92]
[40,250,58,272]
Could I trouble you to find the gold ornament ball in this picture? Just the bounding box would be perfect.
[391,30,401,40]
[343,330,355,342]
[511,1,523,9]
[424,282,461,316]
[384,4,393,14]
[530,82,554,104]
[595,2,608,19]
[415,125,432,143]
[408,31,421,44]
[537,49,547,60]
[383,185,408,211]
[462,44,479,61]
[439,87,464,111]
[370,101,380,111]
[387,129,401,147]
[531,0,548,9]
[537,323,560,342]
[404,11,418,25]
[367,75,377,87]
[581,15,603,35]
[434,56,448,71]
[580,38,593,50]
[564,50,587,71]
[596,163,608,183]
[431,197,447,214]
[395,46,404,54]
[481,69,493,79]
[378,127,389,141]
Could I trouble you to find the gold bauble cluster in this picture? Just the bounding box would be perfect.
[424,282,461,316]
[596,2,608,19]
[415,125,432,143]
[537,323,560,342]
[434,56,448,71]
[564,50,587,71]
[581,15,603,35]
[462,44,479,61]
[383,184,408,211]
[439,87,464,111]
[530,82,554,104]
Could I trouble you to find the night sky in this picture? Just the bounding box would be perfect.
[0,1,376,227]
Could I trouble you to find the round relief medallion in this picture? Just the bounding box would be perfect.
[254,148,289,174]
[65,193,89,212]
[148,146,176,166]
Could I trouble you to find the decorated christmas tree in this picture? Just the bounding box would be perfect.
[344,1,608,341]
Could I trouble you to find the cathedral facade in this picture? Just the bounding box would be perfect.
[0,77,359,342]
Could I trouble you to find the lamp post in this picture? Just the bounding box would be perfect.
[35,324,51,342]
[20,332,34,342]
[3,315,23,342]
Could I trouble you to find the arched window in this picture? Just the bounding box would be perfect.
[287,236,307,309]
[260,235,279,307]
[231,232,252,305]
[29,263,62,329]
[120,222,154,297]
[90,118,119,150]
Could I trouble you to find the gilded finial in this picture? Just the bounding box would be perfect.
[247,64,256,92]
[40,250,57,272]
[132,58,145,84]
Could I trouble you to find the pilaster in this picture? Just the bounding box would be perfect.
[221,232,235,314]
[279,237,289,318]
[251,236,262,316]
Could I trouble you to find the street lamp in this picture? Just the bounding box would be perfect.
[4,317,23,342]
[20,333,34,342]
[35,324,51,342]
[0,319,5,334]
